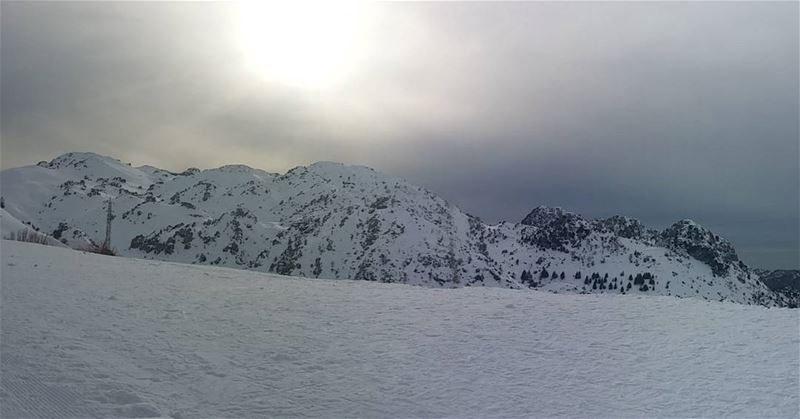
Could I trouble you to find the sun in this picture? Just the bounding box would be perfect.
[236,1,365,88]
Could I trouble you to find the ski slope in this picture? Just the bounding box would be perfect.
[1,241,798,418]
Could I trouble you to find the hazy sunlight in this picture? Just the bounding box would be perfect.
[236,1,366,88]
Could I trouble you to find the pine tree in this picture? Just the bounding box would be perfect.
[520,270,533,284]
[634,273,644,285]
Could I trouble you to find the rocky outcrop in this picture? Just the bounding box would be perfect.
[0,152,786,306]
[659,220,740,277]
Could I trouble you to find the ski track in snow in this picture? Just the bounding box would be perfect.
[1,241,798,418]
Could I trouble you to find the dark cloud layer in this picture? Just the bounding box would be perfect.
[2,2,797,268]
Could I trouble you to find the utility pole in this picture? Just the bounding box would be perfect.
[103,198,112,250]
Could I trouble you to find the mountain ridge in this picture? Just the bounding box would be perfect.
[0,152,786,306]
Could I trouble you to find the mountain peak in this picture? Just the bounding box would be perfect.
[520,206,567,226]
[42,152,122,169]
[309,161,345,168]
[601,215,651,240]
[306,161,378,177]
[660,219,740,277]
[1,152,784,307]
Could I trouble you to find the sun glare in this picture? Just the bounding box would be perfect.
[236,1,365,88]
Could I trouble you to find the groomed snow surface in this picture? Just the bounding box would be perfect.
[1,241,798,418]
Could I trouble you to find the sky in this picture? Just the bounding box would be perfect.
[1,1,798,269]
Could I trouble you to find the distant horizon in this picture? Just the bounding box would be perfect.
[2,149,797,271]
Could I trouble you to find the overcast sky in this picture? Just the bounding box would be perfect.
[1,2,798,268]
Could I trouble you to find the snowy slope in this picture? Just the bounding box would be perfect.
[1,208,29,236]
[0,152,784,306]
[1,241,798,418]
[1,208,67,247]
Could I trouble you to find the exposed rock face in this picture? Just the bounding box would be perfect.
[0,152,787,306]
[754,269,800,308]
[520,207,596,253]
[601,215,656,242]
[755,269,800,291]
[658,220,740,277]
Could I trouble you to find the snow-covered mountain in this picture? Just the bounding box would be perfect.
[754,269,800,308]
[0,152,784,306]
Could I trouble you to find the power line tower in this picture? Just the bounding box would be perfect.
[103,198,112,250]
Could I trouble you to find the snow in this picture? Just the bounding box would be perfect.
[1,209,67,248]
[1,208,29,236]
[1,152,782,306]
[2,240,798,418]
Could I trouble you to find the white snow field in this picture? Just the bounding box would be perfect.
[1,241,798,418]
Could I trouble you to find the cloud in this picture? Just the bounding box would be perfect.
[1,2,797,268]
